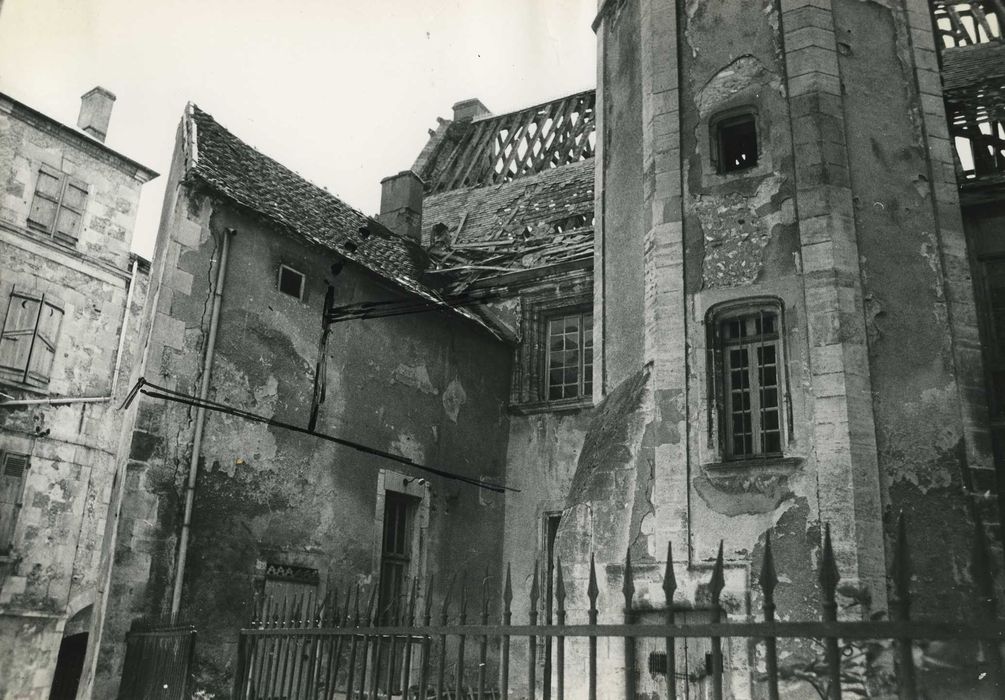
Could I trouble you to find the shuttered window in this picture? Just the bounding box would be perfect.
[0,289,64,388]
[27,164,88,243]
[0,452,29,554]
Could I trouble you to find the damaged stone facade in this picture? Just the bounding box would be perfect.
[93,107,513,698]
[0,91,156,699]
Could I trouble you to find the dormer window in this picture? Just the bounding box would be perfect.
[277,264,305,300]
[714,113,758,174]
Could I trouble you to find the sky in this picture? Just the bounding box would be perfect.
[0,0,597,258]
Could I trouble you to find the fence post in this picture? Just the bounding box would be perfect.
[457,573,469,700]
[401,578,418,699]
[709,541,725,700]
[417,576,435,699]
[819,524,842,700]
[344,586,363,698]
[663,542,677,700]
[892,512,917,700]
[357,586,377,700]
[760,532,779,700]
[435,575,454,700]
[588,554,599,700]
[233,630,248,700]
[502,564,513,700]
[383,590,401,698]
[972,513,1005,690]
[623,548,636,700]
[556,557,566,700]
[529,560,540,700]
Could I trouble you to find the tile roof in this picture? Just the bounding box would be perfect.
[184,104,442,307]
[941,43,1005,93]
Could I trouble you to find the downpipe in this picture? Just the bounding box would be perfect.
[170,228,234,623]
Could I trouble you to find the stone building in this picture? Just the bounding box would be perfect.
[0,89,157,699]
[91,0,1005,698]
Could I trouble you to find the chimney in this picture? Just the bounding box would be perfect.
[377,170,424,243]
[77,86,116,142]
[452,98,491,123]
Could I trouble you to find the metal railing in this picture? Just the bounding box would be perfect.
[233,515,1005,699]
[117,622,196,700]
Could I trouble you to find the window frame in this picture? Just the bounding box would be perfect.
[0,287,65,390]
[277,264,306,301]
[710,109,759,175]
[27,164,89,244]
[543,308,594,403]
[707,298,790,462]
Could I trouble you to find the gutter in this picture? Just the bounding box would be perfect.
[169,228,233,622]
[0,257,140,409]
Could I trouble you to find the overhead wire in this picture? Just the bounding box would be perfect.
[121,378,517,494]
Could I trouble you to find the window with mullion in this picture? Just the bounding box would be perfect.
[546,311,592,401]
[720,309,782,459]
[27,166,87,242]
[378,491,415,624]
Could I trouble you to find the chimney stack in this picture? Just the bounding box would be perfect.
[452,98,491,123]
[78,86,116,143]
[377,170,424,243]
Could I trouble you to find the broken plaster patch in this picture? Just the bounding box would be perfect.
[442,377,467,423]
[390,432,425,464]
[392,363,438,395]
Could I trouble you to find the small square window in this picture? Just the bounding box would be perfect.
[716,114,758,174]
[277,265,305,300]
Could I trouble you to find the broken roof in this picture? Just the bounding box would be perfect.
[184,104,448,308]
[417,90,596,292]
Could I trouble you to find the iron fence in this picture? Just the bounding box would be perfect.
[233,515,1005,699]
[118,622,196,700]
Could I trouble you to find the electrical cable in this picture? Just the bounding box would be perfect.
[120,378,517,494]
[325,290,506,324]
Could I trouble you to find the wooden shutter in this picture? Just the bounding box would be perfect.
[56,178,88,241]
[0,452,29,552]
[26,298,63,385]
[27,165,63,232]
[0,290,42,377]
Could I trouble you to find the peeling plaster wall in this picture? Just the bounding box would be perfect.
[0,105,151,699]
[96,179,512,697]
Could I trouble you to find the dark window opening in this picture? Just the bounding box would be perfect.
[378,491,417,623]
[278,265,305,300]
[0,451,29,554]
[716,115,758,174]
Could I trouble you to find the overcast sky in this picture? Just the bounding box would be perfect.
[0,0,596,258]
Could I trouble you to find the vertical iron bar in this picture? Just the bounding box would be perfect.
[892,513,917,700]
[254,596,275,699]
[327,587,353,698]
[365,591,382,700]
[478,569,490,700]
[587,554,599,700]
[418,576,435,700]
[456,574,469,700]
[761,532,780,700]
[344,586,364,700]
[267,596,289,700]
[709,542,725,700]
[401,578,418,699]
[382,594,399,699]
[819,524,842,700]
[502,565,512,700]
[555,558,566,700]
[972,514,1005,690]
[233,633,248,700]
[662,543,677,700]
[529,560,540,700]
[623,548,636,700]
[436,576,455,700]
[293,591,314,700]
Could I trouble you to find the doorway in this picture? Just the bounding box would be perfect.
[48,632,88,700]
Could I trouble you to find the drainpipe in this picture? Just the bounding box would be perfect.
[0,257,141,409]
[170,228,233,623]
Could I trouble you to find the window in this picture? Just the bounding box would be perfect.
[277,264,305,300]
[0,451,29,554]
[27,165,88,243]
[262,562,319,603]
[714,113,758,174]
[0,289,64,389]
[710,302,785,460]
[378,491,417,622]
[546,311,593,401]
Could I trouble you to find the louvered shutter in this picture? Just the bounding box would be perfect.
[0,290,42,377]
[0,452,29,552]
[27,165,62,231]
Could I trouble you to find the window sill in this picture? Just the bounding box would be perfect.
[509,396,594,416]
[701,456,803,478]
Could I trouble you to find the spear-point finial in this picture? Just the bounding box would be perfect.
[503,563,513,610]
[761,531,778,603]
[481,566,491,620]
[587,553,599,608]
[819,524,840,599]
[555,556,566,610]
[662,541,677,604]
[892,511,911,617]
[352,584,361,626]
[623,548,635,610]
[709,540,725,606]
[441,573,456,622]
[423,575,434,624]
[458,571,468,622]
[364,584,378,625]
